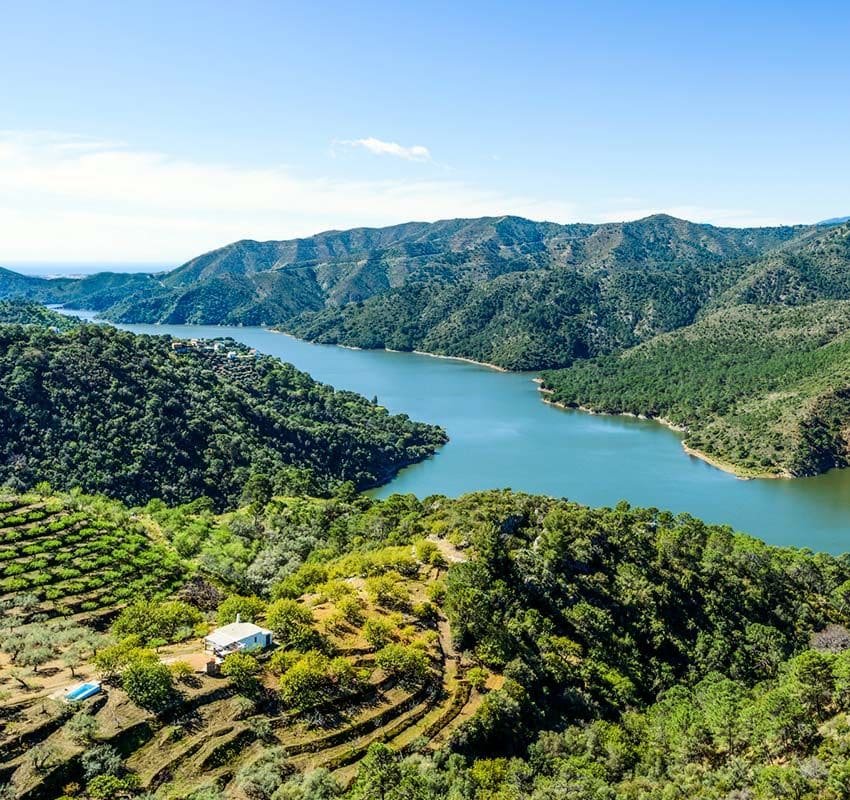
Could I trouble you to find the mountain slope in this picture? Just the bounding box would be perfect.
[0,299,80,330]
[541,299,850,477]
[715,220,850,307]
[0,324,446,506]
[0,214,810,370]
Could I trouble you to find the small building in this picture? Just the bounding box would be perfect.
[204,617,273,659]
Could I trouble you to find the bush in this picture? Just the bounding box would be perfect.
[363,617,395,650]
[121,657,174,711]
[337,595,366,626]
[92,636,147,679]
[272,563,329,600]
[375,644,429,685]
[278,651,362,710]
[169,661,195,684]
[86,774,140,799]
[364,572,409,609]
[221,652,262,697]
[265,599,316,649]
[415,539,446,567]
[112,600,202,645]
[467,666,490,691]
[65,711,100,744]
[216,594,267,626]
[81,744,123,780]
[235,746,292,800]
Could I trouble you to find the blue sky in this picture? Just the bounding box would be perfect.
[1,0,848,263]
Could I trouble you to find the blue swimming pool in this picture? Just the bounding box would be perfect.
[65,682,100,701]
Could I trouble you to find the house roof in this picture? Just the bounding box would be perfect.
[205,621,272,647]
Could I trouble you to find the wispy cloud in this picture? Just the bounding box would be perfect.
[334,137,432,162]
[0,131,575,262]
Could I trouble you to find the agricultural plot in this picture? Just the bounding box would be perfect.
[1,532,493,800]
[0,494,185,624]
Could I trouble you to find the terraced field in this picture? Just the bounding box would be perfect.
[0,494,184,624]
[1,528,491,799]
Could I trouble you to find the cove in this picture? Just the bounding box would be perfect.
[62,313,850,553]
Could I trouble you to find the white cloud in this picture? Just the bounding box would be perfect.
[0,131,576,263]
[335,137,432,162]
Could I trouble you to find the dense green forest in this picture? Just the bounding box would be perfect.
[541,301,850,477]
[0,300,80,331]
[0,215,811,370]
[5,487,850,799]
[0,324,445,507]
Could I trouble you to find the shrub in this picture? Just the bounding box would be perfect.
[272,563,329,600]
[112,600,202,645]
[86,774,140,799]
[426,580,446,606]
[467,666,490,691]
[363,617,395,650]
[375,643,429,685]
[265,599,316,649]
[169,661,195,684]
[316,579,355,602]
[93,636,147,679]
[65,711,100,744]
[364,572,409,609]
[216,594,267,626]
[121,657,174,711]
[81,744,123,780]
[235,746,292,800]
[221,652,262,697]
[415,539,446,567]
[278,651,361,710]
[337,595,366,626]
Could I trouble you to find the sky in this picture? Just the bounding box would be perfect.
[1,0,848,266]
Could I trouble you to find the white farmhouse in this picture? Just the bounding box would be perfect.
[204,616,273,658]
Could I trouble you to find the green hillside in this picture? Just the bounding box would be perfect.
[541,301,850,477]
[717,220,850,307]
[0,215,808,369]
[5,488,850,800]
[0,299,80,330]
[0,324,446,507]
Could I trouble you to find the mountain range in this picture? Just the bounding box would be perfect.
[0,213,829,370]
[4,213,850,477]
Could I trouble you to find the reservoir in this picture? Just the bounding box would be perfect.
[65,313,850,553]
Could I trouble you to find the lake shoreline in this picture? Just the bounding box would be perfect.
[270,330,508,371]
[534,385,786,481]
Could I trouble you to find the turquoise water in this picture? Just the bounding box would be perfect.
[63,313,850,553]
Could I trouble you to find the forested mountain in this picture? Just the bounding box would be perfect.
[542,300,850,477]
[0,215,810,369]
[716,220,850,307]
[0,324,446,507]
[539,223,850,477]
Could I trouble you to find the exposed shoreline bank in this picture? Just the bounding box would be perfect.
[269,329,508,371]
[534,385,788,481]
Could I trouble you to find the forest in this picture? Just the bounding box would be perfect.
[0,322,446,508]
[4,487,850,799]
[541,301,850,477]
[0,215,815,370]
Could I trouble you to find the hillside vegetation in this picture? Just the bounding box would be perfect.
[0,215,808,370]
[541,232,850,478]
[0,300,80,331]
[0,324,445,507]
[4,488,850,799]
